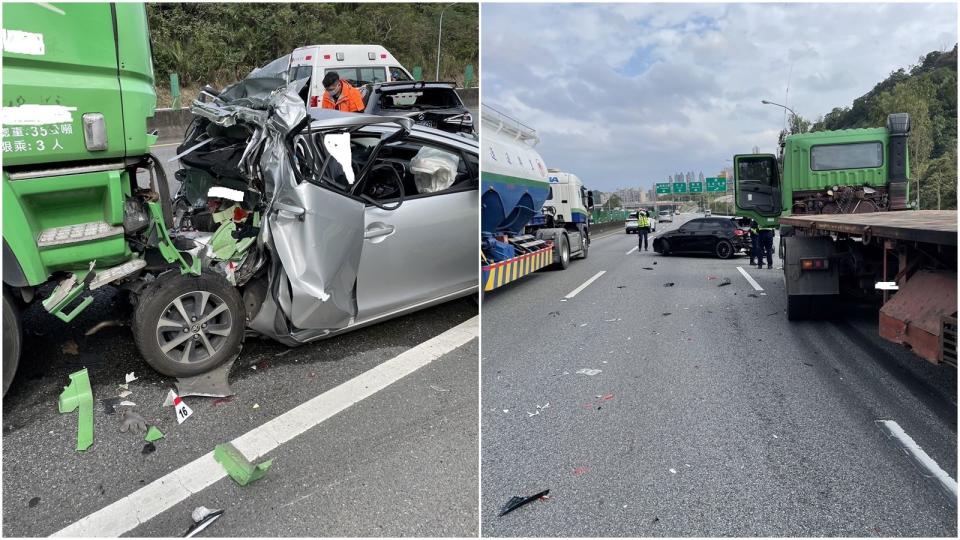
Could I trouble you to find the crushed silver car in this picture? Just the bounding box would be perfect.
[130,78,478,376]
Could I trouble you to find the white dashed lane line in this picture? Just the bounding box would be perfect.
[625,246,638,255]
[877,420,958,501]
[564,271,606,300]
[736,266,766,294]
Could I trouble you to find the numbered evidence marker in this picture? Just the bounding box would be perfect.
[173,393,194,424]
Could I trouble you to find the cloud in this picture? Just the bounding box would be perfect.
[482,2,957,191]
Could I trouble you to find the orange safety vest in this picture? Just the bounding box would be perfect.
[322,80,365,113]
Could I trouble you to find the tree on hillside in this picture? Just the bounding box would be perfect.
[873,78,935,208]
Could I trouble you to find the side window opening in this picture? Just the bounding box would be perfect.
[390,67,412,81]
[810,141,883,171]
[358,139,474,202]
[738,157,777,187]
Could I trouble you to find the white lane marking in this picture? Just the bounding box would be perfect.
[625,246,638,255]
[52,316,479,537]
[877,420,958,500]
[736,266,764,291]
[564,271,606,300]
[150,141,183,148]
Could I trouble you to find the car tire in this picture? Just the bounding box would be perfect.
[3,288,21,397]
[715,239,733,259]
[132,271,245,377]
[555,235,571,270]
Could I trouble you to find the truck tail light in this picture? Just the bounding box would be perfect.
[309,95,319,107]
[800,258,829,270]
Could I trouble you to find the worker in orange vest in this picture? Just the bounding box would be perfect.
[321,72,365,113]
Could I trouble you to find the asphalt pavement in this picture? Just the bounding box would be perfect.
[480,214,958,536]
[2,280,478,536]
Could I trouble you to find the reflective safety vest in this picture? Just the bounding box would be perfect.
[638,214,650,228]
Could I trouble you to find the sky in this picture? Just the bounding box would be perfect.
[481,2,958,192]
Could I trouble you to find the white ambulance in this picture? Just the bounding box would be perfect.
[287,44,415,108]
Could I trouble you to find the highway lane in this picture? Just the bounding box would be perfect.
[481,214,957,537]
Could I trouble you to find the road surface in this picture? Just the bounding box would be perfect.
[481,214,957,537]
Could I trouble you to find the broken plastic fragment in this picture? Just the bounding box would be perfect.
[498,489,550,517]
[163,389,178,407]
[184,506,224,537]
[718,278,732,287]
[125,372,137,383]
[145,426,165,442]
[576,368,602,376]
[213,443,273,486]
[58,368,94,451]
[119,400,136,407]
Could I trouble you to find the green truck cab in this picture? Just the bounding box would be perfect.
[733,113,911,227]
[2,3,172,395]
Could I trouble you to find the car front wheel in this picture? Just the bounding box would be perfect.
[715,239,733,259]
[132,272,245,377]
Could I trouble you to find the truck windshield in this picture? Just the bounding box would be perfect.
[810,142,883,171]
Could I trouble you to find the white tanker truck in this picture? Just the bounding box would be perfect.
[480,105,594,291]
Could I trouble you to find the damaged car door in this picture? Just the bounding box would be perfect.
[270,114,412,332]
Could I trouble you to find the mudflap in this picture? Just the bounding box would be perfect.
[268,182,365,331]
[783,235,839,296]
[879,270,958,364]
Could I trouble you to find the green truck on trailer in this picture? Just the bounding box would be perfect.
[734,114,957,366]
[2,2,185,395]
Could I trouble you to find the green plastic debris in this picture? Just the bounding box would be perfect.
[58,368,94,452]
[147,201,201,276]
[145,426,165,442]
[213,443,273,486]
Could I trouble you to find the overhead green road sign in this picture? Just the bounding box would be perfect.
[672,182,687,193]
[705,177,727,192]
[689,182,703,193]
[655,183,671,194]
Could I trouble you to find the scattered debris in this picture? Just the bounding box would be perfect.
[125,372,138,384]
[184,506,224,537]
[251,403,260,410]
[142,442,157,455]
[145,426,165,442]
[118,400,136,407]
[118,390,133,398]
[663,282,675,287]
[274,349,294,357]
[604,318,621,322]
[119,410,148,434]
[84,319,125,336]
[706,276,718,280]
[176,357,236,398]
[599,394,614,401]
[652,516,660,524]
[429,385,449,393]
[163,389,178,407]
[28,497,40,508]
[498,489,550,517]
[669,468,677,474]
[616,285,627,289]
[527,402,550,417]
[173,393,194,423]
[573,466,590,476]
[212,397,233,407]
[502,409,509,413]
[548,311,560,317]
[717,278,732,287]
[100,397,121,415]
[642,267,654,270]
[576,368,602,376]
[579,323,588,327]
[747,293,759,298]
[661,312,671,317]
[58,368,94,452]
[653,261,657,265]
[213,443,273,486]
[802,362,814,367]
[61,340,79,355]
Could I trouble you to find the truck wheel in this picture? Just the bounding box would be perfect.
[555,235,571,270]
[3,289,21,397]
[577,237,589,260]
[715,240,733,259]
[132,272,245,377]
[787,295,813,320]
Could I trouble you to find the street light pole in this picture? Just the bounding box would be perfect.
[761,99,798,130]
[436,3,455,80]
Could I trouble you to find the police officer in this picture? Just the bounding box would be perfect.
[748,219,760,266]
[637,210,651,251]
[757,224,775,269]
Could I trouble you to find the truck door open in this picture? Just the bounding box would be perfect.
[734,154,782,217]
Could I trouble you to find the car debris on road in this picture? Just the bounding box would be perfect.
[498,489,551,517]
[213,442,273,486]
[58,368,94,452]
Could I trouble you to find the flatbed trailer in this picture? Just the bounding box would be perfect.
[780,210,957,366]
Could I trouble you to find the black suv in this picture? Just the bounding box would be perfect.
[653,217,749,259]
[362,81,474,135]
